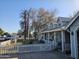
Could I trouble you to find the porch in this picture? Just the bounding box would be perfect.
[41,29,71,55]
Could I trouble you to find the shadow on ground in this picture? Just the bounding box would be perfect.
[0,51,73,59]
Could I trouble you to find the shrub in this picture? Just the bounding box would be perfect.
[39,40,45,43]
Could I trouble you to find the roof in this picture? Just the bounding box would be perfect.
[41,11,79,33]
[41,17,70,33]
[66,11,79,29]
[57,17,71,26]
[57,17,71,22]
[41,26,65,33]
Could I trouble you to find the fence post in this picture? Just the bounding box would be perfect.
[17,46,19,53]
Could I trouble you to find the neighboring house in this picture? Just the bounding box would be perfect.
[11,33,19,39]
[40,11,79,59]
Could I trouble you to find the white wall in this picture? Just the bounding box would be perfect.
[69,17,79,59]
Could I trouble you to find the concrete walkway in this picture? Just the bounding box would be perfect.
[0,51,73,59]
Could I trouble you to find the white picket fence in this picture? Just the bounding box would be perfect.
[18,44,54,53]
[0,44,54,54]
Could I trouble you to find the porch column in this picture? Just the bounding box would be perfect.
[61,31,65,52]
[54,32,56,47]
[71,31,77,59]
[44,33,46,40]
[48,32,50,43]
[43,33,45,40]
[44,33,46,41]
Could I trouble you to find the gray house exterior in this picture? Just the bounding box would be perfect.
[40,11,79,59]
[66,12,79,59]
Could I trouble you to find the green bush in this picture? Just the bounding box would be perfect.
[22,40,34,44]
[17,39,37,44]
[39,40,45,43]
[17,39,23,42]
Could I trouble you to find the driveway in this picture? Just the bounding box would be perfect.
[0,51,73,59]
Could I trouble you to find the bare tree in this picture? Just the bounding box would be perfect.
[38,8,56,24]
[31,8,56,40]
[20,8,56,40]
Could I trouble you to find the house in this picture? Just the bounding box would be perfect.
[40,11,79,59]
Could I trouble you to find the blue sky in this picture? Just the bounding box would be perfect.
[0,0,79,33]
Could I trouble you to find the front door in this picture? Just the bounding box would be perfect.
[77,30,79,59]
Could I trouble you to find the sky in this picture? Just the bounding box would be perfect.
[0,0,79,33]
